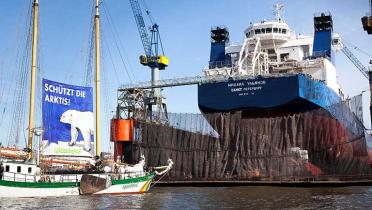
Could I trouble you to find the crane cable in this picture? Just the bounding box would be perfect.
[141,0,166,56]
[141,0,155,25]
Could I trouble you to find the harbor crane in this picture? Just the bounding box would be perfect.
[129,0,169,122]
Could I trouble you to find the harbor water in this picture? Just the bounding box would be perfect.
[1,186,371,209]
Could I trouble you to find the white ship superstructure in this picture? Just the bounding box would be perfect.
[204,5,346,99]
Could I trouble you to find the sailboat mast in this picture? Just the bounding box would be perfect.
[27,0,39,158]
[95,0,101,156]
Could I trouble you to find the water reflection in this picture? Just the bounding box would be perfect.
[0,186,371,210]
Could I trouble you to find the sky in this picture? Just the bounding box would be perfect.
[0,0,371,152]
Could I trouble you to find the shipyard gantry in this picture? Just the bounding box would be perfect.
[116,74,231,121]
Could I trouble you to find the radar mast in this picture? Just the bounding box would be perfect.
[273,3,284,22]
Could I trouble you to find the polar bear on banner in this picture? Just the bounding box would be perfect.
[60,110,94,152]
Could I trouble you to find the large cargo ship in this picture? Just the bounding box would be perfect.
[120,6,371,183]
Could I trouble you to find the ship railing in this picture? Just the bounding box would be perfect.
[58,174,80,183]
[271,58,323,72]
[1,171,152,183]
[2,172,38,182]
[85,171,148,181]
[313,11,332,18]
[304,50,331,61]
[1,172,82,183]
[108,171,148,181]
[207,61,233,69]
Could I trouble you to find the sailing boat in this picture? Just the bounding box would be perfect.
[0,0,172,197]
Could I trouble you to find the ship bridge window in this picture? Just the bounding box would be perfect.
[267,49,275,54]
[17,166,21,173]
[266,28,272,33]
[269,56,277,61]
[261,28,265,33]
[255,29,261,34]
[273,28,279,33]
[282,29,287,34]
[5,165,9,172]
[280,53,289,61]
[28,167,32,174]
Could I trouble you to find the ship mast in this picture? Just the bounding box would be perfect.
[95,0,101,156]
[27,0,39,158]
[273,3,284,22]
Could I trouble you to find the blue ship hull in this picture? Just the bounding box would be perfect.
[198,74,340,114]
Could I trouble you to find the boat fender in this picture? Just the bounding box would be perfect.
[118,166,126,173]
[103,166,112,173]
[105,176,112,188]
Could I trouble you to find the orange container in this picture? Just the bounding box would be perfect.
[110,119,134,141]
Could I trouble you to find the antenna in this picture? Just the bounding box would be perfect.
[273,3,284,22]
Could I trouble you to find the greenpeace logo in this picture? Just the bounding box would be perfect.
[122,183,139,189]
[53,147,81,155]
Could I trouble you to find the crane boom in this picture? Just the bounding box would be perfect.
[129,0,150,55]
[341,44,369,79]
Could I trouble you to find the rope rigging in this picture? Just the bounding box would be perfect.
[101,1,136,83]
[99,36,114,155]
[6,1,34,147]
[0,1,31,147]
[102,33,121,84]
[84,2,96,86]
